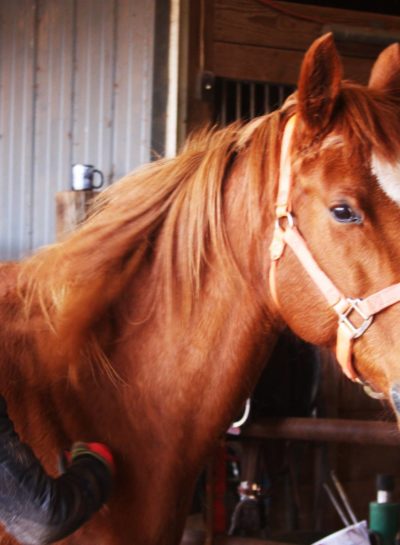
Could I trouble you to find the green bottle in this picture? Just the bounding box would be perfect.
[369,474,400,545]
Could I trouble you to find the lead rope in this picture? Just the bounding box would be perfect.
[269,115,400,399]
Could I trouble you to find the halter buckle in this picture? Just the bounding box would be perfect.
[270,212,295,261]
[338,298,373,339]
[275,210,295,230]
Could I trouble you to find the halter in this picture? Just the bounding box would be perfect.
[269,115,400,398]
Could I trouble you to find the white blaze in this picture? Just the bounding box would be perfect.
[371,153,400,204]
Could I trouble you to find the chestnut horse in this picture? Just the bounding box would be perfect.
[1,33,400,545]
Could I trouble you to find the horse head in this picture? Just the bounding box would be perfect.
[270,33,400,412]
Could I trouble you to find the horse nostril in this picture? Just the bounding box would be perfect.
[390,384,400,413]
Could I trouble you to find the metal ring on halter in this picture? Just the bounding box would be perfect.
[275,211,295,231]
[338,298,373,339]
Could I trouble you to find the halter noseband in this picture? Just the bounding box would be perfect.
[269,115,400,398]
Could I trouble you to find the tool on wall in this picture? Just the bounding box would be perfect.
[323,470,358,527]
[313,471,369,545]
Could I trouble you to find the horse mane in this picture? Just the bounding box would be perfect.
[17,109,284,376]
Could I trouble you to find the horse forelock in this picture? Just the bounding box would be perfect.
[295,81,399,153]
[294,82,400,206]
[17,111,282,374]
[331,83,400,205]
[334,83,400,157]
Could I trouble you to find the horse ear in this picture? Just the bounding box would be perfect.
[297,33,342,132]
[368,43,400,95]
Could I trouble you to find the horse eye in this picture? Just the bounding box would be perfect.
[330,204,362,224]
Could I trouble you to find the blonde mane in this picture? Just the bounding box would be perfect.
[17,109,284,373]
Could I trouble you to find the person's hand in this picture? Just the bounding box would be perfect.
[70,442,115,474]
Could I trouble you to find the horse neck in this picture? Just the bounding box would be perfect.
[103,235,279,543]
[110,154,280,461]
[0,263,41,384]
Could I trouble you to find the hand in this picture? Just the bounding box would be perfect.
[71,442,115,474]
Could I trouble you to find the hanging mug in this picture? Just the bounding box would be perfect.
[72,164,104,191]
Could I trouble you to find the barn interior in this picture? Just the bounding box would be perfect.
[182,3,400,544]
[1,1,400,545]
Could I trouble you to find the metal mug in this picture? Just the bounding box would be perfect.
[72,164,104,191]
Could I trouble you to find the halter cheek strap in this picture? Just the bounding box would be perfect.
[269,114,400,388]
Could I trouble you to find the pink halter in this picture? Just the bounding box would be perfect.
[269,115,400,391]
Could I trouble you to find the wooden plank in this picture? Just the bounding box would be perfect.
[203,0,216,72]
[216,538,293,545]
[152,0,170,156]
[185,0,214,134]
[55,191,94,241]
[213,42,374,85]
[240,417,400,446]
[214,0,400,58]
[181,530,293,545]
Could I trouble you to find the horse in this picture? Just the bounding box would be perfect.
[1,32,400,545]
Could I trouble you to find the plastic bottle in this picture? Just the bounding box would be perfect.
[369,474,400,545]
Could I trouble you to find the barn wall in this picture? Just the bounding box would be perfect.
[0,0,156,260]
[186,1,400,133]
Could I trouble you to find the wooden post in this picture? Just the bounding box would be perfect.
[55,190,95,241]
[205,457,215,545]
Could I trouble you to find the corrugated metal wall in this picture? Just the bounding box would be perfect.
[0,0,156,259]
